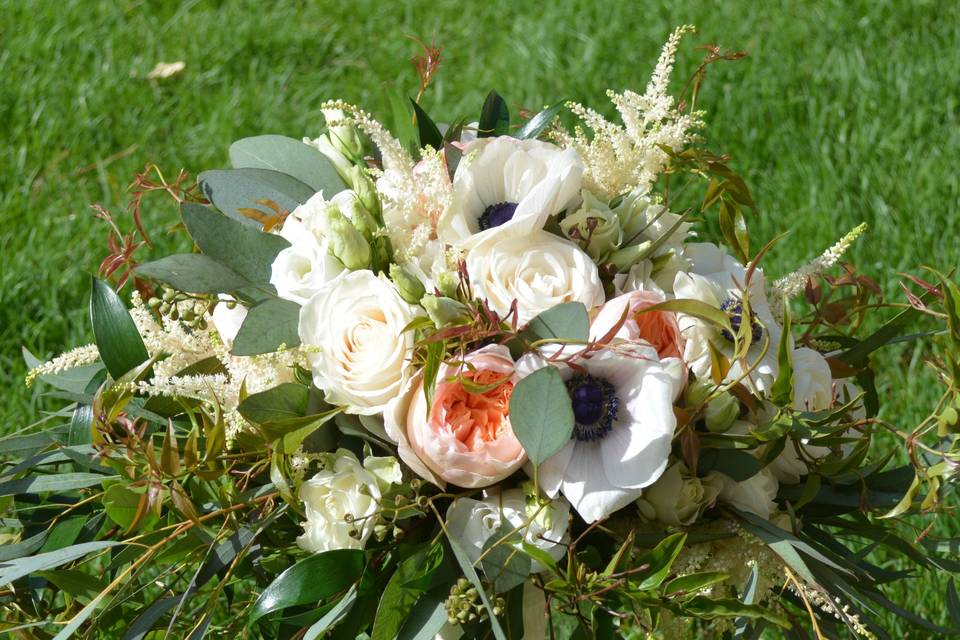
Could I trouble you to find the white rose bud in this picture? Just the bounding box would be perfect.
[638,462,723,526]
[421,294,468,327]
[704,392,740,433]
[297,449,397,553]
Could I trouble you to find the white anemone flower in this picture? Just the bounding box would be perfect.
[534,345,685,523]
[438,137,583,248]
[673,242,786,394]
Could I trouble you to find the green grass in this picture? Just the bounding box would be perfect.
[1,0,958,635]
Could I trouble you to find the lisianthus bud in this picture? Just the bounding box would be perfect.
[390,264,427,305]
[683,378,714,407]
[310,135,355,184]
[559,191,623,260]
[435,271,461,299]
[705,392,740,432]
[337,193,379,240]
[421,294,468,327]
[324,206,371,270]
[321,108,365,161]
[348,166,381,218]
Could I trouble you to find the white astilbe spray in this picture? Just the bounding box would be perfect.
[772,223,869,302]
[126,291,302,442]
[25,344,100,387]
[321,100,453,280]
[553,25,702,199]
[129,291,216,376]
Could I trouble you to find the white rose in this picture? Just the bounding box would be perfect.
[445,488,570,573]
[270,240,344,305]
[791,347,832,411]
[718,467,779,519]
[299,270,419,415]
[211,295,247,344]
[466,230,604,324]
[297,449,397,553]
[638,462,723,526]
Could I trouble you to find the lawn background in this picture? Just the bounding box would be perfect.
[1,0,958,635]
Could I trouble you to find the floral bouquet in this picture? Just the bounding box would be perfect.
[7,27,960,639]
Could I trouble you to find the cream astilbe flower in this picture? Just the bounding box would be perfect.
[553,25,702,199]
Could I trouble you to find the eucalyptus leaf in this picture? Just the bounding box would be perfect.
[410,100,444,150]
[198,168,316,227]
[231,298,301,356]
[229,134,347,194]
[524,301,589,343]
[181,202,290,284]
[0,541,120,588]
[372,544,444,640]
[89,277,149,379]
[0,472,113,497]
[481,527,532,594]
[137,254,252,294]
[509,366,574,466]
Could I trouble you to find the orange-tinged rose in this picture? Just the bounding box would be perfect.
[591,290,684,361]
[386,344,526,488]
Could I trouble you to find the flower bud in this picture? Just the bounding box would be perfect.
[435,271,461,299]
[348,166,381,218]
[704,392,740,432]
[322,108,365,160]
[324,207,371,270]
[559,192,623,260]
[421,294,468,327]
[390,264,427,305]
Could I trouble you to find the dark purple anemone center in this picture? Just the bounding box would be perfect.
[478,201,518,230]
[566,374,619,442]
[720,297,764,343]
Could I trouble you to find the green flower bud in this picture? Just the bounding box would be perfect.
[348,166,381,218]
[390,264,426,305]
[435,271,461,299]
[607,240,654,272]
[560,191,623,260]
[324,207,371,270]
[705,392,740,433]
[683,379,715,408]
[421,294,468,327]
[322,108,365,160]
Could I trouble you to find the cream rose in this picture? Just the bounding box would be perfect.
[299,271,419,415]
[386,345,526,488]
[791,347,833,411]
[297,449,398,553]
[638,462,723,526]
[445,488,570,572]
[718,467,779,519]
[465,230,604,325]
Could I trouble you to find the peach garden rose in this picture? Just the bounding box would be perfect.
[590,289,684,360]
[384,344,526,488]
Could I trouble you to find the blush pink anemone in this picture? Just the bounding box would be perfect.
[591,290,684,361]
[384,344,527,488]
